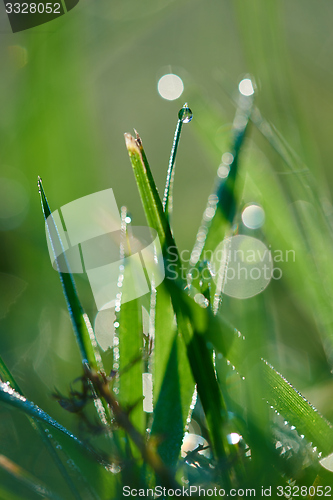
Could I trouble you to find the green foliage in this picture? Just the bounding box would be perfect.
[1,94,333,498]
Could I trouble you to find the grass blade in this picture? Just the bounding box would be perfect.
[189,95,253,271]
[37,177,102,373]
[37,177,112,429]
[124,134,177,258]
[261,360,333,456]
[125,132,231,484]
[0,380,102,461]
[163,103,193,218]
[117,298,144,436]
[151,323,194,467]
[165,278,333,457]
[0,354,83,500]
[0,454,62,500]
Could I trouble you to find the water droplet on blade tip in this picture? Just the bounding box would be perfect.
[178,104,193,123]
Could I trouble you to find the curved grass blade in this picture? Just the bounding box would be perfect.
[0,380,104,463]
[163,103,193,218]
[0,378,118,497]
[0,454,62,500]
[37,177,102,373]
[165,278,333,457]
[0,354,82,500]
[37,178,112,428]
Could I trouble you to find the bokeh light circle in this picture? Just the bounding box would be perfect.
[157,73,184,100]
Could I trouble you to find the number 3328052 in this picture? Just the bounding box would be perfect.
[5,3,61,14]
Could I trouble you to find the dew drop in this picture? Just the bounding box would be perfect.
[178,103,193,124]
[227,432,241,445]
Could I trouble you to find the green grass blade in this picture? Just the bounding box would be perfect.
[0,354,83,500]
[0,380,99,460]
[261,360,333,456]
[117,298,144,436]
[37,177,112,427]
[0,454,62,500]
[163,103,192,218]
[165,278,333,457]
[124,134,177,259]
[151,320,194,467]
[125,132,196,467]
[125,134,231,482]
[0,377,118,498]
[37,177,103,373]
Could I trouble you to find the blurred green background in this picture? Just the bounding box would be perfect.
[1,0,333,493]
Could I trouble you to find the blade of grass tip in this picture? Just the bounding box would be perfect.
[0,454,62,500]
[163,103,193,219]
[125,132,231,485]
[0,354,83,500]
[124,133,177,259]
[37,177,111,427]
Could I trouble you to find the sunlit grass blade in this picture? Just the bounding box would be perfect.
[125,131,197,468]
[0,454,62,500]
